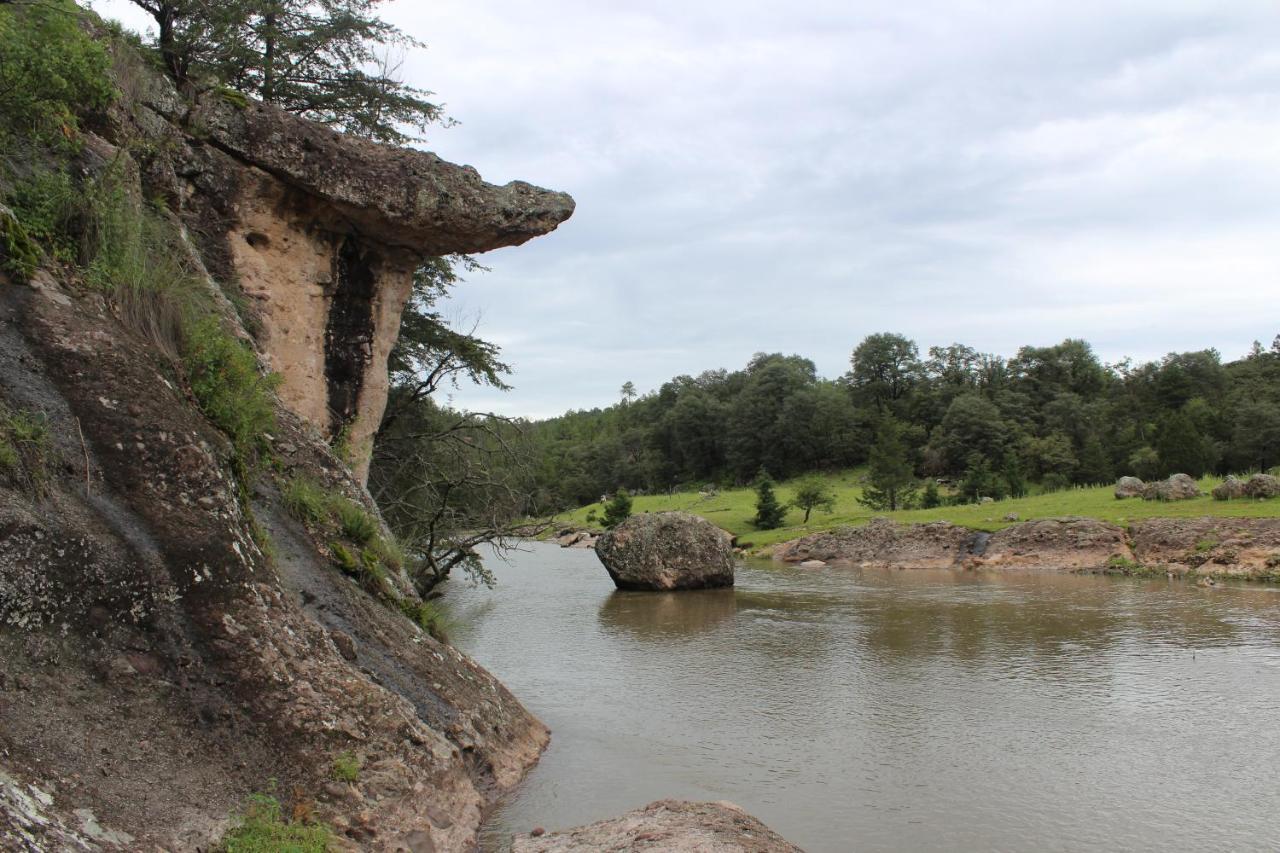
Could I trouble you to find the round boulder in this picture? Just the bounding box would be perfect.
[1142,473,1201,501]
[1114,476,1145,499]
[1244,473,1280,499]
[1212,476,1246,501]
[594,511,735,590]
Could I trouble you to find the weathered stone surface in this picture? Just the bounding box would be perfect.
[981,517,1131,571]
[595,512,735,590]
[1,280,549,851]
[511,800,803,853]
[1243,473,1280,499]
[1129,517,1280,578]
[1212,476,1246,501]
[129,77,574,483]
[1114,476,1146,499]
[1142,473,1201,501]
[774,518,975,569]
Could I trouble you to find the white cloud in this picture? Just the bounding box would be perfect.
[91,0,1280,416]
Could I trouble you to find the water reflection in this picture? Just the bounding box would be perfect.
[598,588,738,638]
[444,544,1280,853]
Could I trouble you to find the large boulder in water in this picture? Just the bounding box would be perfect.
[594,512,734,590]
[1115,476,1145,499]
[1142,473,1201,501]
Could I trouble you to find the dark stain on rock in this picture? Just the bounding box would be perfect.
[325,235,377,437]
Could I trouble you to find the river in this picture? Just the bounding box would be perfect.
[441,541,1280,852]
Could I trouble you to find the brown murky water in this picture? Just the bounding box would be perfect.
[443,541,1280,852]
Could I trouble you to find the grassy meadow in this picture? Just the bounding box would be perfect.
[556,470,1280,551]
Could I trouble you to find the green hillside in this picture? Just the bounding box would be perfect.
[558,471,1279,550]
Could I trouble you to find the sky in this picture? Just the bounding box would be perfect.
[93,0,1280,419]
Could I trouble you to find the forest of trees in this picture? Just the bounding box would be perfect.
[517,333,1280,512]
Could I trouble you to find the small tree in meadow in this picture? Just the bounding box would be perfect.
[752,468,786,530]
[920,480,941,509]
[857,417,918,511]
[790,476,835,523]
[601,489,633,528]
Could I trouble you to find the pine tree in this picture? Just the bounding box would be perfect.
[601,488,633,528]
[857,417,918,511]
[752,468,786,530]
[920,480,942,509]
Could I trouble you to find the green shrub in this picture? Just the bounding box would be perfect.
[283,477,329,526]
[183,317,279,474]
[0,406,52,495]
[330,541,358,575]
[216,793,331,853]
[0,0,114,148]
[0,205,41,281]
[399,598,451,642]
[6,171,81,263]
[331,751,360,784]
[335,500,378,545]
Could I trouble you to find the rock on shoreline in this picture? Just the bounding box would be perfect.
[774,516,1280,579]
[511,800,803,852]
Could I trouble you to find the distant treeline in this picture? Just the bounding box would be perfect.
[520,334,1280,511]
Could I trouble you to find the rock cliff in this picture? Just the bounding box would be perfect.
[0,23,570,853]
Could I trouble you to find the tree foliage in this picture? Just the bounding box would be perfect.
[601,489,633,528]
[790,476,835,523]
[129,0,449,143]
[0,0,114,148]
[752,469,786,530]
[857,417,917,511]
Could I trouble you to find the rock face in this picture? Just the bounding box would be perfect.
[774,517,976,569]
[511,800,803,853]
[775,516,1280,579]
[1115,476,1145,499]
[132,69,573,482]
[1142,473,1201,501]
[1,29,568,853]
[595,512,735,590]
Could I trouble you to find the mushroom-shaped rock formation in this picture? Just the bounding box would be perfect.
[594,512,735,590]
[145,88,574,481]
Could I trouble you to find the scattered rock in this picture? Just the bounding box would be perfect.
[799,559,826,568]
[1212,476,1246,501]
[594,512,735,590]
[1142,473,1201,501]
[1114,476,1145,499]
[511,800,802,853]
[1243,473,1280,499]
[1003,513,1020,522]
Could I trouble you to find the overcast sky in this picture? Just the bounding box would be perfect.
[94,0,1280,419]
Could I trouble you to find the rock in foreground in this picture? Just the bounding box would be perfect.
[511,800,803,852]
[595,512,734,590]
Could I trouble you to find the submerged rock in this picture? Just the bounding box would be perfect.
[594,512,734,590]
[1114,476,1145,499]
[511,799,803,852]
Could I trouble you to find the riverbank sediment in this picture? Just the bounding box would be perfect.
[772,516,1280,579]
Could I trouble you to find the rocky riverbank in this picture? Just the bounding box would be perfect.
[511,800,803,852]
[774,516,1280,580]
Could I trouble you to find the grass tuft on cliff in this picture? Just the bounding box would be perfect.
[558,470,1279,549]
[216,793,331,853]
